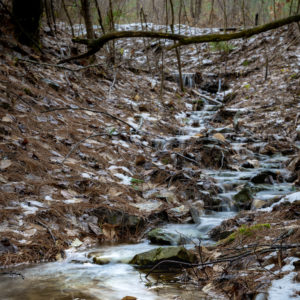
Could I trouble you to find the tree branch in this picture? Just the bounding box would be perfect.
[59,14,300,64]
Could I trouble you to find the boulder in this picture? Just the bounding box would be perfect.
[251,170,278,184]
[233,183,255,210]
[129,246,197,268]
[92,207,145,229]
[147,228,186,245]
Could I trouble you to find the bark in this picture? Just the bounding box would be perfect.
[12,0,44,46]
[80,0,94,39]
[59,14,300,64]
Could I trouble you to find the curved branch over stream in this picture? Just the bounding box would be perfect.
[59,14,300,64]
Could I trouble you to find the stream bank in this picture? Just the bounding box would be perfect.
[0,18,300,299]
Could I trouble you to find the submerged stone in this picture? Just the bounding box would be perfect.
[129,246,197,268]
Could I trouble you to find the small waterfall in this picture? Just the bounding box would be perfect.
[174,73,196,88]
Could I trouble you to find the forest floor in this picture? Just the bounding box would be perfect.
[0,17,300,299]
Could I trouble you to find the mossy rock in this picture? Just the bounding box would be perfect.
[93,257,111,265]
[129,246,197,268]
[233,183,256,210]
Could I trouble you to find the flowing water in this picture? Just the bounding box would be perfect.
[1,82,297,299]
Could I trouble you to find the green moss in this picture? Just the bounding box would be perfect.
[24,88,34,97]
[209,41,235,53]
[220,223,271,244]
[161,158,169,165]
[242,60,250,66]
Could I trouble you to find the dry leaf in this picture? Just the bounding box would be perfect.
[0,159,12,170]
[213,133,226,142]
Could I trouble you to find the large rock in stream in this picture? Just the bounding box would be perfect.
[147,228,187,245]
[129,246,197,269]
[233,183,256,210]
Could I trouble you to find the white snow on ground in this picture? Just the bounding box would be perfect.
[113,173,132,185]
[268,257,300,300]
[260,192,300,212]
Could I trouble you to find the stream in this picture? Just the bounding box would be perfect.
[0,81,297,300]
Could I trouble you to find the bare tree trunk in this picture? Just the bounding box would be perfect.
[190,0,195,19]
[195,0,202,20]
[12,0,44,46]
[136,0,140,18]
[170,0,184,91]
[80,0,94,39]
[62,0,75,37]
[209,0,215,25]
[108,0,115,64]
[94,0,105,34]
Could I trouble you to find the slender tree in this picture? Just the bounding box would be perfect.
[80,0,94,39]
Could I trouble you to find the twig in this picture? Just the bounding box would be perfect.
[36,220,56,244]
[145,243,300,278]
[41,107,138,132]
[174,152,200,166]
[62,132,117,164]
[0,272,24,280]
[108,70,117,100]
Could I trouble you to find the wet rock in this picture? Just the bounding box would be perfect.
[287,154,300,185]
[251,199,266,210]
[167,205,190,220]
[192,99,205,111]
[200,144,232,169]
[93,257,111,265]
[42,78,60,91]
[157,190,179,205]
[209,219,238,241]
[129,246,197,268]
[250,170,278,184]
[147,228,186,245]
[233,183,255,210]
[242,159,259,169]
[189,206,201,224]
[88,223,102,236]
[92,207,145,231]
[0,238,18,254]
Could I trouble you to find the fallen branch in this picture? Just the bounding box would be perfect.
[36,220,56,244]
[42,107,138,132]
[145,243,300,278]
[59,15,300,64]
[62,132,122,165]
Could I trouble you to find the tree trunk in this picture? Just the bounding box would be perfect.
[195,0,202,20]
[12,0,44,46]
[81,0,94,39]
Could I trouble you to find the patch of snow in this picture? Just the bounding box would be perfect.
[268,271,299,299]
[113,173,132,185]
[109,165,133,175]
[265,264,275,270]
[260,192,300,212]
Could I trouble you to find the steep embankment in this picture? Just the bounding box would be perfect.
[0,19,300,299]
